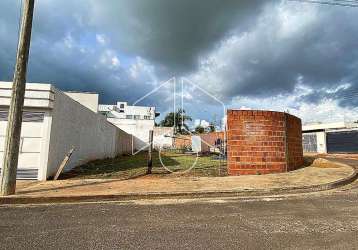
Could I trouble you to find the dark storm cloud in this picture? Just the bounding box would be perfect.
[88,0,272,74]
[0,0,271,104]
[0,0,358,114]
[194,2,358,106]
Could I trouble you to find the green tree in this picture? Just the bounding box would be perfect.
[208,122,216,132]
[195,125,205,134]
[160,109,192,134]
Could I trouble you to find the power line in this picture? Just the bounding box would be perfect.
[291,0,358,6]
[289,0,358,7]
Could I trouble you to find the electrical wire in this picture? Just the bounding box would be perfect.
[288,0,358,7]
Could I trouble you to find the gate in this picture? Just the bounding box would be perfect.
[327,130,358,153]
[0,111,45,179]
[302,133,318,153]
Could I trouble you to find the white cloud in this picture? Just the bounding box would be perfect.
[63,33,74,49]
[96,34,107,45]
[276,1,318,39]
[111,56,120,67]
[128,57,156,83]
[1,0,358,125]
[99,49,120,68]
[229,84,358,124]
[194,119,210,128]
[188,2,319,99]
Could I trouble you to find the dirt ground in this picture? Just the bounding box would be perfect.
[60,152,353,181]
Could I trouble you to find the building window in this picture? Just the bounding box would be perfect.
[120,104,125,108]
[126,115,133,119]
[134,115,140,120]
[144,115,151,120]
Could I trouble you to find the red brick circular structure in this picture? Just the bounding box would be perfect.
[227,110,303,175]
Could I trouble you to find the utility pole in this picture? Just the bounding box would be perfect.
[1,0,35,196]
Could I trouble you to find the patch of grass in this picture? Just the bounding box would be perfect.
[60,151,227,180]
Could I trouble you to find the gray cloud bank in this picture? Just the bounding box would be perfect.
[0,0,357,121]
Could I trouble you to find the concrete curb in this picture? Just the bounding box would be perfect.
[1,161,357,205]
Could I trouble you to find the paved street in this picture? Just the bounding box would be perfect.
[0,158,357,250]
[0,188,358,249]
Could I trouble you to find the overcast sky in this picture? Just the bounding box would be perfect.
[1,0,358,125]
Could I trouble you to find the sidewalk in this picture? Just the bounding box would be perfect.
[1,160,357,204]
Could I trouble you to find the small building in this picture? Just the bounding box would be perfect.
[302,122,358,154]
[98,102,159,150]
[0,82,131,180]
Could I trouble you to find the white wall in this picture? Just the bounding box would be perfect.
[316,131,327,154]
[302,122,358,131]
[0,82,133,180]
[0,82,54,108]
[107,118,155,151]
[153,127,174,149]
[64,92,99,113]
[46,89,129,178]
[116,129,132,155]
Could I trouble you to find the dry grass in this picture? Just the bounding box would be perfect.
[60,150,227,180]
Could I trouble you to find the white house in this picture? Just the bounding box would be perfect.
[98,102,159,151]
[302,121,358,154]
[0,82,131,180]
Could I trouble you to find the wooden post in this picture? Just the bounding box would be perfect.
[53,147,75,180]
[147,130,154,174]
[1,0,35,196]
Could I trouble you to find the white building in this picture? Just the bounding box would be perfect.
[153,127,174,149]
[302,121,358,154]
[0,82,131,180]
[98,102,158,151]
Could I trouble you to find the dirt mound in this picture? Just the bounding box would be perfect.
[311,158,343,168]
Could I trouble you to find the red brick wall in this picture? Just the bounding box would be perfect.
[199,132,225,148]
[286,114,304,171]
[173,135,192,149]
[172,132,225,150]
[227,110,303,175]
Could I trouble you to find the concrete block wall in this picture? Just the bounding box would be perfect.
[116,129,132,155]
[46,89,131,178]
[227,110,303,175]
[199,132,225,147]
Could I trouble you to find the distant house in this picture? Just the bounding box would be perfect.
[302,122,358,154]
[0,82,131,180]
[98,102,159,151]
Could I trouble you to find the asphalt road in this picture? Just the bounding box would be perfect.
[0,158,357,250]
